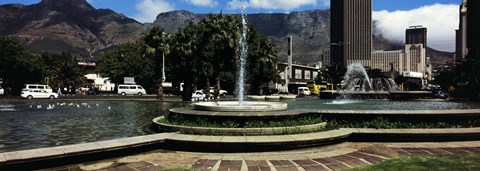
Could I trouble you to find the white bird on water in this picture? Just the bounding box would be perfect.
[107,106,111,110]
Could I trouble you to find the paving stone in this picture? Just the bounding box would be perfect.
[292,159,317,166]
[205,159,219,166]
[457,147,480,153]
[275,166,299,171]
[302,165,330,171]
[248,166,261,171]
[438,148,469,154]
[257,160,269,167]
[113,165,135,171]
[279,160,294,166]
[422,148,453,155]
[259,166,271,171]
[363,156,384,164]
[325,162,350,170]
[401,148,430,155]
[231,160,242,166]
[346,152,371,159]
[269,160,282,166]
[196,159,208,165]
[313,157,339,165]
[246,160,258,166]
[331,155,356,161]
[342,158,369,168]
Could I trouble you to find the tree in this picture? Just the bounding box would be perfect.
[143,27,172,100]
[42,52,85,91]
[0,36,45,94]
[169,22,201,101]
[96,41,155,91]
[246,25,278,95]
[195,14,240,99]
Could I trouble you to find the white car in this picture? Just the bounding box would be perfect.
[297,87,311,96]
[21,89,59,99]
[117,84,147,96]
[192,90,206,101]
[0,87,4,96]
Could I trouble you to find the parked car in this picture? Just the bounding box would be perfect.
[192,90,206,101]
[117,84,146,96]
[0,87,4,96]
[297,87,311,95]
[21,89,59,99]
[21,84,53,93]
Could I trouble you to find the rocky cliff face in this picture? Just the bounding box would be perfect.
[0,0,144,58]
[0,1,451,64]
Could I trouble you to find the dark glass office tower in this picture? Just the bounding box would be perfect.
[406,26,427,48]
[330,0,372,67]
[467,0,480,58]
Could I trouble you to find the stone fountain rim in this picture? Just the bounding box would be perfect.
[193,101,288,112]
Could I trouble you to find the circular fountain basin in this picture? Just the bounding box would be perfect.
[193,101,287,112]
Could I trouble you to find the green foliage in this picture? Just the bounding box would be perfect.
[41,52,85,89]
[436,53,480,100]
[162,113,324,128]
[0,36,45,94]
[96,41,155,91]
[348,154,480,171]
[326,117,480,129]
[246,25,278,95]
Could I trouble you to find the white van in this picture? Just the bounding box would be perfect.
[117,84,146,96]
[297,87,311,95]
[22,84,53,93]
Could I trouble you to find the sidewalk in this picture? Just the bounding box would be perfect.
[50,141,480,171]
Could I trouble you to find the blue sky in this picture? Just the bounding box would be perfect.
[0,0,462,51]
[0,0,460,21]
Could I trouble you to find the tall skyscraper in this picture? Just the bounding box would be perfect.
[467,0,480,58]
[330,0,372,67]
[455,0,468,60]
[406,26,427,48]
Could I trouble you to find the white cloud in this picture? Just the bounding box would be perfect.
[373,4,458,52]
[228,0,317,10]
[132,0,175,23]
[186,0,219,7]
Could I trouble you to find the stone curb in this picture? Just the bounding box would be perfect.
[2,127,480,168]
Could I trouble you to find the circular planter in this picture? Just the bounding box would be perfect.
[153,116,327,135]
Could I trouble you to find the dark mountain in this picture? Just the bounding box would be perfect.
[0,1,452,64]
[0,0,144,58]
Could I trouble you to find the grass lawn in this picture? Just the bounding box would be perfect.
[348,154,480,171]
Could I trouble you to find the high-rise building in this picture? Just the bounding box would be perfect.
[455,0,468,60]
[330,0,372,67]
[406,26,427,48]
[467,0,480,58]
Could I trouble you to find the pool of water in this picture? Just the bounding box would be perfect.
[0,100,185,153]
[1,98,480,153]
[285,98,480,110]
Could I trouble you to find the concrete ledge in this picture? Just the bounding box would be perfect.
[0,133,171,168]
[3,127,480,169]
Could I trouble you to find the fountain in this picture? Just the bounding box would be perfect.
[191,7,288,111]
[337,63,399,99]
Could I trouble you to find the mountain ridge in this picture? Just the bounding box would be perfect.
[0,1,453,65]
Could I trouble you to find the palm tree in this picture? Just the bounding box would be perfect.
[143,27,172,100]
[199,14,240,99]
